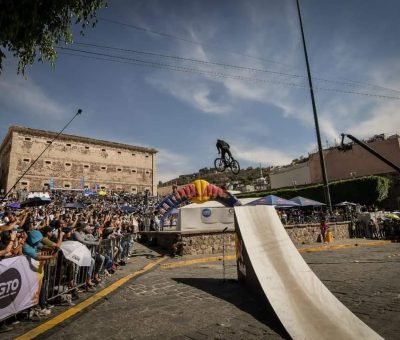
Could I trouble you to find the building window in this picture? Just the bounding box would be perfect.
[117,168,122,172]
[20,182,29,190]
[101,148,106,152]
[131,153,136,156]
[85,146,90,150]
[117,151,121,154]
[131,187,137,193]
[83,164,90,169]
[145,154,149,158]
[101,166,107,170]
[24,137,31,141]
[23,158,30,162]
[65,162,71,167]
[46,140,52,144]
[131,169,137,173]
[45,160,52,165]
[66,143,72,147]
[100,185,106,190]
[84,185,89,189]
[64,183,71,188]
[145,170,150,175]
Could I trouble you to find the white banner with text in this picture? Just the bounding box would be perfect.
[0,255,43,321]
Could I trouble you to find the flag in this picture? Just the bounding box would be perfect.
[49,177,54,190]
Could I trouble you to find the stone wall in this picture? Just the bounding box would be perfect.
[139,222,351,255]
[181,230,236,255]
[285,222,350,245]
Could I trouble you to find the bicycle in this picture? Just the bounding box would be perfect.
[214,154,240,174]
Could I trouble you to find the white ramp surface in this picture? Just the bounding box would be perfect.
[234,206,382,340]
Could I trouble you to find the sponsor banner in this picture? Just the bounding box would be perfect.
[200,207,235,224]
[0,256,43,321]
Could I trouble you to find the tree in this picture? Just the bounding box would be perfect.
[0,0,106,74]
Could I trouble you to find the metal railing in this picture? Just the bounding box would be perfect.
[44,234,133,303]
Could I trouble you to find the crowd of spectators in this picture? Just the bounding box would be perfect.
[2,187,400,332]
[277,203,400,240]
[0,189,163,332]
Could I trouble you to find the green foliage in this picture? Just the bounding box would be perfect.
[0,0,107,74]
[237,176,391,205]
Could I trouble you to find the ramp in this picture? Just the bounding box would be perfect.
[234,205,382,340]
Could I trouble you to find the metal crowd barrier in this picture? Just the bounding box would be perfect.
[44,234,133,303]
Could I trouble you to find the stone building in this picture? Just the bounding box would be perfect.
[0,126,158,195]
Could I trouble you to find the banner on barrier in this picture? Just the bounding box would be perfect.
[0,256,43,321]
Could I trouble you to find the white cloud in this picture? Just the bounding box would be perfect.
[156,148,194,182]
[142,6,318,127]
[349,100,400,137]
[233,140,294,167]
[0,72,68,119]
[314,67,400,143]
[147,72,232,114]
[318,114,339,142]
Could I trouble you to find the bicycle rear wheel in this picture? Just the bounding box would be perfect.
[214,158,225,172]
[230,159,240,174]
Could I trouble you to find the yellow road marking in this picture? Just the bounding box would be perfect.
[16,256,167,340]
[161,255,236,269]
[161,240,392,269]
[298,240,391,253]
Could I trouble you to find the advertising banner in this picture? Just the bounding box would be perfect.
[200,207,234,224]
[0,256,43,321]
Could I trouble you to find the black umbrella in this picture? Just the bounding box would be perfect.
[21,196,52,208]
[64,202,86,209]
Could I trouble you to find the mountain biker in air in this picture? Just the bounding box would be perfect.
[216,139,233,165]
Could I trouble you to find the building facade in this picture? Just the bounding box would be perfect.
[267,134,400,191]
[0,126,158,195]
[269,161,311,189]
[309,134,400,182]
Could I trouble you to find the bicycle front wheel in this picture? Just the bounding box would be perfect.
[230,159,240,174]
[214,158,225,172]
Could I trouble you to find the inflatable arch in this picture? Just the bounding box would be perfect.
[157,179,241,225]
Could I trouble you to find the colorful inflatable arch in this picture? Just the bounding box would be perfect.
[157,179,241,225]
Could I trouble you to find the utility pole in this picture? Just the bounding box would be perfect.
[295,0,332,212]
[4,109,82,198]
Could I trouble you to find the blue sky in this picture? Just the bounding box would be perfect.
[1,0,400,183]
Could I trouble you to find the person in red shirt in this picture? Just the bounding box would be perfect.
[320,219,329,244]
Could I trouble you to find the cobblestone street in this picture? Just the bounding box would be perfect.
[10,242,400,340]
